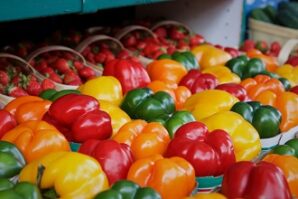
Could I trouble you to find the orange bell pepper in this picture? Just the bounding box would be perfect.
[4,96,51,123]
[1,120,70,162]
[127,154,196,199]
[184,193,227,199]
[246,49,278,72]
[147,80,191,110]
[263,154,298,197]
[241,75,284,101]
[147,59,187,84]
[113,120,170,159]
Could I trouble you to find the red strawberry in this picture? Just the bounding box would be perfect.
[6,85,28,97]
[104,52,115,64]
[0,70,9,86]
[95,53,106,63]
[154,27,167,38]
[117,50,130,59]
[286,56,298,67]
[11,75,21,86]
[41,79,55,90]
[63,71,82,85]
[123,35,137,47]
[73,61,84,70]
[190,34,205,47]
[49,73,62,83]
[224,47,240,58]
[136,41,147,50]
[167,45,176,55]
[169,26,186,40]
[240,40,255,52]
[34,60,48,72]
[255,41,268,53]
[26,79,42,96]
[177,40,190,51]
[41,67,55,76]
[270,41,281,55]
[79,67,96,79]
[54,58,71,73]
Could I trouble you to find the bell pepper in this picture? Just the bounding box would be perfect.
[44,94,112,142]
[100,101,131,136]
[113,120,170,159]
[4,96,51,124]
[270,145,296,156]
[103,59,151,94]
[0,141,25,178]
[241,74,285,101]
[147,59,187,84]
[94,180,161,199]
[79,139,134,184]
[215,83,249,101]
[1,120,70,162]
[39,89,80,101]
[291,85,298,94]
[120,88,175,122]
[184,89,239,121]
[226,56,266,79]
[221,161,292,199]
[202,65,241,84]
[166,121,235,177]
[191,44,232,70]
[202,111,261,161]
[285,138,298,157]
[184,193,227,199]
[231,101,281,138]
[0,110,17,138]
[179,69,218,94]
[246,49,278,72]
[147,80,191,110]
[79,76,123,106]
[158,51,199,71]
[127,154,196,199]
[0,179,42,199]
[263,154,298,197]
[164,110,196,138]
[19,151,109,199]
[275,64,298,87]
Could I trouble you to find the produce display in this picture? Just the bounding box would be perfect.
[1,7,298,199]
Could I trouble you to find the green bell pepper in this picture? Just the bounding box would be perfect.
[278,77,292,91]
[226,56,266,79]
[231,101,281,138]
[270,145,296,156]
[121,88,175,122]
[0,141,25,178]
[94,180,161,199]
[39,89,80,101]
[285,138,298,157]
[158,51,199,71]
[0,179,42,199]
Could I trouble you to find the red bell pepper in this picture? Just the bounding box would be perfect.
[216,83,249,101]
[290,85,298,95]
[0,110,17,138]
[165,121,235,177]
[222,161,292,199]
[79,139,134,184]
[44,94,112,142]
[103,59,151,94]
[179,69,218,94]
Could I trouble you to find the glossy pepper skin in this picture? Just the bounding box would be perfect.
[184,89,239,121]
[202,65,241,84]
[103,59,151,94]
[1,120,70,162]
[94,180,161,199]
[276,64,298,87]
[79,76,123,106]
[79,139,134,184]
[19,151,109,199]
[263,154,298,197]
[45,94,112,142]
[4,96,51,124]
[246,49,278,72]
[179,69,218,94]
[222,161,292,199]
[113,120,170,159]
[127,155,196,199]
[121,88,175,122]
[147,59,187,84]
[202,111,261,161]
[216,83,249,101]
[39,89,80,101]
[166,121,235,177]
[0,110,17,138]
[184,193,227,199]
[158,51,199,71]
[0,141,25,178]
[226,56,266,79]
[147,80,191,110]
[231,101,281,138]
[191,44,231,70]
[0,179,42,199]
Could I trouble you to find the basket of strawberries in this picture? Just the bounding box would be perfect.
[0,53,56,104]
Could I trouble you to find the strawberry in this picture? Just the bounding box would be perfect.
[154,27,167,38]
[270,41,281,56]
[104,52,115,64]
[41,79,55,90]
[136,41,147,50]
[6,85,28,97]
[26,79,42,96]
[117,50,130,59]
[190,34,205,47]
[73,61,84,70]
[240,40,255,52]
[123,35,137,47]
[34,60,48,72]
[11,75,21,86]
[0,70,9,86]
[177,40,190,51]
[79,67,96,80]
[54,58,71,73]
[169,26,186,40]
[41,67,55,76]
[167,45,176,55]
[286,56,298,67]
[63,71,82,85]
[95,53,106,63]
[49,73,63,83]
[224,47,240,58]
[255,41,268,53]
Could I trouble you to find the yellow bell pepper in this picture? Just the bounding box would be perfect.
[100,101,131,135]
[184,89,239,121]
[202,65,241,84]
[201,111,261,161]
[184,193,227,199]
[19,152,109,199]
[275,64,298,87]
[79,76,123,106]
[191,44,232,70]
